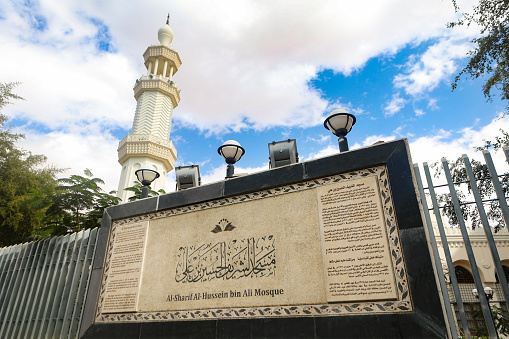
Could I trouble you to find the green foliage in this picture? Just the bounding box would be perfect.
[124,181,165,202]
[475,127,509,152]
[471,304,509,337]
[44,169,120,232]
[434,155,509,231]
[449,0,509,110]
[0,82,23,111]
[0,82,120,244]
[82,190,121,230]
[26,172,120,238]
[0,83,61,246]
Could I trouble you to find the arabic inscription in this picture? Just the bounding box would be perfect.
[175,235,276,283]
[317,176,397,302]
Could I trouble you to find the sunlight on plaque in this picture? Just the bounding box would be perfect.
[102,221,149,313]
[317,176,397,303]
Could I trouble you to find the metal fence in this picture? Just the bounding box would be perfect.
[414,149,509,339]
[0,228,98,339]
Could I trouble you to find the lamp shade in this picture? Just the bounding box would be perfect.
[217,140,245,162]
[484,286,493,297]
[135,167,160,184]
[472,288,479,298]
[324,109,356,137]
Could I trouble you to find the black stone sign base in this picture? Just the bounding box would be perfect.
[80,139,448,339]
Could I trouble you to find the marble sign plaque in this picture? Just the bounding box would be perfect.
[96,166,411,322]
[101,221,149,313]
[317,176,397,302]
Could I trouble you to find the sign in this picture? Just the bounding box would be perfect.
[96,166,411,322]
[101,221,148,313]
[317,176,397,302]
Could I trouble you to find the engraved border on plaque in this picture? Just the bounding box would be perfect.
[95,165,412,322]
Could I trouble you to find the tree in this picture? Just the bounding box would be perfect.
[48,169,107,232]
[124,181,165,202]
[433,156,508,231]
[0,83,60,246]
[0,82,120,243]
[449,0,509,110]
[81,190,121,229]
[471,304,509,338]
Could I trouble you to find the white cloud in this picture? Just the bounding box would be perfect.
[1,0,478,134]
[383,93,406,117]
[200,163,269,185]
[305,134,396,162]
[410,115,509,174]
[393,38,471,97]
[305,134,331,144]
[0,0,484,194]
[302,145,338,161]
[305,113,509,178]
[428,99,439,110]
[415,109,425,117]
[15,127,121,192]
[359,134,396,148]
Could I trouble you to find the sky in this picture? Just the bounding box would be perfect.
[1,0,508,194]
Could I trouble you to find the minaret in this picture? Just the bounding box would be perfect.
[117,15,181,202]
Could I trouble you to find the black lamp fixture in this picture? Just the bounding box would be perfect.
[217,140,245,178]
[324,109,356,152]
[472,286,494,300]
[135,167,160,199]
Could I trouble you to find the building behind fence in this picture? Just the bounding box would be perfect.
[436,226,509,337]
[1,149,509,339]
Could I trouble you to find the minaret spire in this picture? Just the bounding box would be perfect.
[117,18,182,202]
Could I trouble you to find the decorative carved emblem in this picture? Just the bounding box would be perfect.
[211,218,235,233]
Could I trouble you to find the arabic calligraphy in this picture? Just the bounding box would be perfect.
[175,235,276,283]
[102,221,149,313]
[317,176,398,302]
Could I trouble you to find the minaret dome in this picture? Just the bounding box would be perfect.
[158,14,174,45]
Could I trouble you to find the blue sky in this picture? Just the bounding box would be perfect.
[1,0,508,192]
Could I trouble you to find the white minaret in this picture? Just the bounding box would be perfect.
[117,16,181,202]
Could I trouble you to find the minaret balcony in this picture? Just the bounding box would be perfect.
[117,133,177,172]
[134,76,181,107]
[143,45,182,75]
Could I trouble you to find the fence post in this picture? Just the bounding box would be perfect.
[423,163,471,339]
[484,151,509,234]
[462,154,509,307]
[441,157,498,339]
[414,164,457,339]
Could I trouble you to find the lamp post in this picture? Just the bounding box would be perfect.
[217,140,245,178]
[135,167,160,199]
[324,109,356,152]
[472,287,497,338]
[472,286,494,300]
